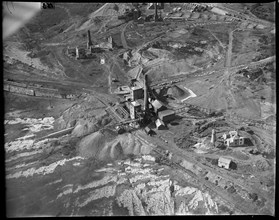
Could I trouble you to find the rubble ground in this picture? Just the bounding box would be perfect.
[4,2,275,216]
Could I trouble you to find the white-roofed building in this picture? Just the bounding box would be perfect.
[218,157,231,169]
[211,7,228,16]
[151,99,166,113]
[155,119,165,130]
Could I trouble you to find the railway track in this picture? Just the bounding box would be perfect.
[133,130,260,214]
[148,54,274,90]
[105,107,122,123]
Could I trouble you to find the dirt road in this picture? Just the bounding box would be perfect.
[133,130,262,214]
[121,21,132,49]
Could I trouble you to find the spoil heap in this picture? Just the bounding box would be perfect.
[167,85,190,100]
[78,131,153,162]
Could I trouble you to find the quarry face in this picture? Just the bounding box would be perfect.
[3,2,275,217]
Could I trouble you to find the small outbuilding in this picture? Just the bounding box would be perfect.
[144,126,153,136]
[155,118,165,130]
[100,57,105,64]
[218,157,232,169]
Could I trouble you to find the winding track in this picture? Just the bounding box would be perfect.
[121,21,132,49]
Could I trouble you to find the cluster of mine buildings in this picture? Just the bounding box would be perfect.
[65,2,258,171]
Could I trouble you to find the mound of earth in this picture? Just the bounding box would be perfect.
[54,94,111,136]
[78,131,152,162]
[265,115,276,124]
[167,85,190,99]
[254,158,271,172]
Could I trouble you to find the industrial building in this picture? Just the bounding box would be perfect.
[129,101,141,119]
[147,3,164,10]
[158,110,175,123]
[222,130,245,147]
[131,86,144,100]
[145,126,153,135]
[67,47,76,56]
[109,65,176,134]
[66,30,114,60]
[211,7,228,16]
[94,37,113,50]
[155,118,165,130]
[76,47,86,59]
[151,99,166,113]
[218,157,232,169]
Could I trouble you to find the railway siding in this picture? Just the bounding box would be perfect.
[4,81,76,99]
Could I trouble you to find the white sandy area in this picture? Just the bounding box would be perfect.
[6,156,84,179]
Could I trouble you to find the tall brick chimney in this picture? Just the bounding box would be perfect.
[144,74,149,114]
[87,30,93,49]
[154,3,158,22]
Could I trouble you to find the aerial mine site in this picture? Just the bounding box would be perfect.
[3,2,276,216]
